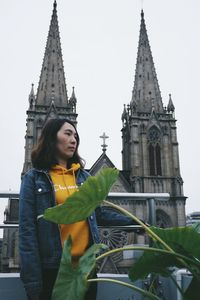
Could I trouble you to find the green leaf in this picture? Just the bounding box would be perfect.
[129,247,176,281]
[52,238,108,300]
[192,222,200,234]
[129,226,200,282]
[151,226,200,262]
[44,168,119,224]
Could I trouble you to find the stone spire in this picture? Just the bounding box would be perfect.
[130,10,164,113]
[28,83,35,109]
[167,93,175,113]
[22,1,77,176]
[69,86,77,113]
[36,0,68,107]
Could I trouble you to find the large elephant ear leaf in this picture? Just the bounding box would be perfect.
[129,226,200,282]
[52,238,107,300]
[129,246,176,281]
[151,226,200,261]
[43,168,119,224]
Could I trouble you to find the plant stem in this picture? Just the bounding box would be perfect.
[103,200,194,272]
[87,278,161,300]
[96,246,200,268]
[103,200,175,253]
[148,276,158,294]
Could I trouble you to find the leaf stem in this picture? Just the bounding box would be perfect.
[103,200,193,272]
[96,246,200,268]
[87,278,161,300]
[103,200,174,253]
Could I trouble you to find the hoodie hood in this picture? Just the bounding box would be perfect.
[49,163,80,196]
[50,163,80,175]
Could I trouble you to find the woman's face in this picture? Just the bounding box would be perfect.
[56,122,78,161]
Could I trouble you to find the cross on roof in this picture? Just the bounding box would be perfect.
[99,132,109,152]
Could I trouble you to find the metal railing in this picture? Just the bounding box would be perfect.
[0,192,19,198]
[107,192,170,225]
[0,191,170,229]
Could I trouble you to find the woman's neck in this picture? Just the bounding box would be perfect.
[57,159,67,169]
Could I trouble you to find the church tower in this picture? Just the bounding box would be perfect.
[122,11,186,227]
[22,1,77,174]
[1,0,78,272]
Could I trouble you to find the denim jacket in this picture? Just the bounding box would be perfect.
[19,168,134,296]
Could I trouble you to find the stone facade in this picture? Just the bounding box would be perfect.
[89,151,148,273]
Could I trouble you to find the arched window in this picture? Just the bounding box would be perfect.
[148,127,162,176]
[156,210,172,228]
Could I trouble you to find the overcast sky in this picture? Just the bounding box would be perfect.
[0,0,199,223]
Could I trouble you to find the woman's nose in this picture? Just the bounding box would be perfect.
[71,135,77,144]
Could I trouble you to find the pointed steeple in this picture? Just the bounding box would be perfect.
[36,1,68,107]
[28,83,35,109]
[121,104,127,123]
[130,10,164,113]
[69,86,77,113]
[167,93,175,113]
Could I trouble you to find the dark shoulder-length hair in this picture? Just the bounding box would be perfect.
[31,118,85,170]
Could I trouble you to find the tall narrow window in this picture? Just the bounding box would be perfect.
[156,144,162,175]
[149,144,155,175]
[148,127,162,176]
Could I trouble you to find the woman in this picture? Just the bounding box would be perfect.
[19,118,138,300]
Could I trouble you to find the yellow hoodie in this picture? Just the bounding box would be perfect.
[49,163,90,257]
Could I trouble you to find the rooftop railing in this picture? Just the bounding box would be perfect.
[0,191,170,229]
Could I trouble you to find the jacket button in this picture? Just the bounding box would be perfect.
[38,188,42,192]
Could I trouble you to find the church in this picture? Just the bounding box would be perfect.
[2,1,186,273]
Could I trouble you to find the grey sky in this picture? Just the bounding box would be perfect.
[0,0,199,221]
